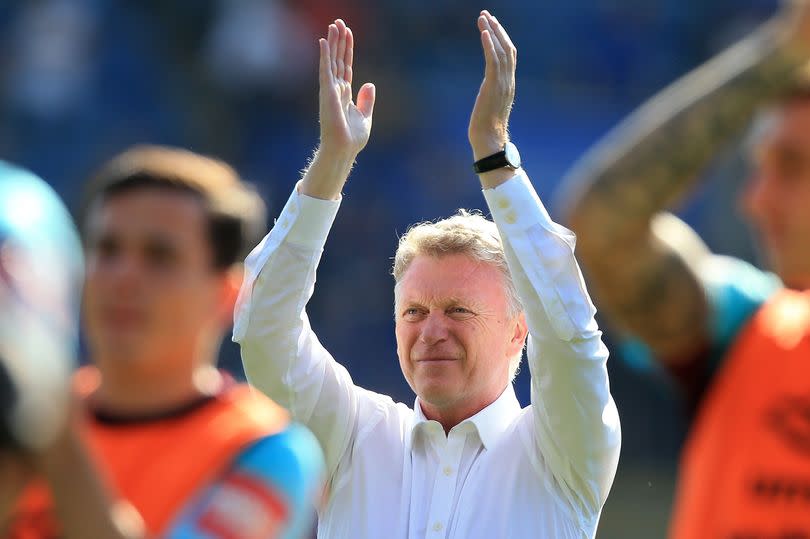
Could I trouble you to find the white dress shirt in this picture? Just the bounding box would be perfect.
[234,171,621,539]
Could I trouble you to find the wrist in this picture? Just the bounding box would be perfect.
[472,141,522,189]
[470,137,509,162]
[299,147,357,201]
[316,144,358,167]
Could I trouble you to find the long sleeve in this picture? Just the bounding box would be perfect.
[232,185,359,479]
[483,172,621,525]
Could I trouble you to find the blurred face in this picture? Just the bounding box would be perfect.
[83,188,230,371]
[743,101,810,289]
[395,253,526,416]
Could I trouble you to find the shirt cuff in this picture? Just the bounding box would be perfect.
[482,170,574,242]
[282,182,342,250]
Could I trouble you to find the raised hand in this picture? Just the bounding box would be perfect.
[468,10,517,161]
[318,19,375,159]
[301,19,376,201]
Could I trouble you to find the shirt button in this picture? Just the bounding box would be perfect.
[433,521,443,532]
[443,466,453,476]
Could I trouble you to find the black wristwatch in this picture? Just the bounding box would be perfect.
[472,142,521,174]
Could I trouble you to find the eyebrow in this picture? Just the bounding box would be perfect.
[400,296,472,308]
[90,229,182,251]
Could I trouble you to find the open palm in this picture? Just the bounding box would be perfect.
[468,11,517,157]
[318,20,375,157]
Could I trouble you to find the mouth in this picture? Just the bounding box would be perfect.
[415,357,459,363]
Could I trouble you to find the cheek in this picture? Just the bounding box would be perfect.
[463,324,508,358]
[81,275,104,318]
[395,324,414,357]
[792,188,810,227]
[83,262,109,295]
[177,284,216,320]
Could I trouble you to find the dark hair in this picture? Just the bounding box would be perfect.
[81,145,267,271]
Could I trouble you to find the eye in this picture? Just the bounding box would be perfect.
[401,307,422,320]
[93,236,120,262]
[448,306,474,318]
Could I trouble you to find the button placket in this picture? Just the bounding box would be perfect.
[425,428,466,536]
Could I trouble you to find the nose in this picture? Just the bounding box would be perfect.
[92,252,142,298]
[418,311,450,346]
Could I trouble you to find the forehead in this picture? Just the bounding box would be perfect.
[86,187,207,243]
[398,253,507,305]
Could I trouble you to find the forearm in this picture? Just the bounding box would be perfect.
[525,319,619,515]
[566,20,804,240]
[238,240,324,408]
[484,174,620,515]
[234,186,358,475]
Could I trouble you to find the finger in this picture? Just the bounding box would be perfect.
[480,29,498,75]
[478,12,488,33]
[327,24,339,78]
[319,38,341,112]
[345,26,354,85]
[480,15,507,60]
[488,15,516,62]
[335,19,347,81]
[318,38,332,86]
[356,82,376,119]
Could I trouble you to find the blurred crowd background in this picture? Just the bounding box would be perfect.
[0,0,780,536]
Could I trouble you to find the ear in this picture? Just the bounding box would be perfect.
[508,312,529,355]
[215,265,244,328]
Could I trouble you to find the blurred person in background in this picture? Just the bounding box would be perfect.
[0,162,144,539]
[235,11,620,539]
[562,1,810,537]
[3,147,325,539]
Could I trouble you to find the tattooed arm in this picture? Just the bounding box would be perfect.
[562,4,810,363]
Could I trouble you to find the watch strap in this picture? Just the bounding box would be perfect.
[473,150,509,174]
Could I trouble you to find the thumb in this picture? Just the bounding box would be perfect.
[356,83,376,119]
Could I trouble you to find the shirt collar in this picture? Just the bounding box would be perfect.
[409,384,522,450]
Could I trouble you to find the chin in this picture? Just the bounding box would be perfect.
[416,381,459,408]
[94,335,146,362]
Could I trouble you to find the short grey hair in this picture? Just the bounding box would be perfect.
[392,210,524,379]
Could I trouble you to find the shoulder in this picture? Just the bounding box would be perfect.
[697,255,781,354]
[165,424,325,539]
[208,382,291,437]
[217,424,325,524]
[234,424,325,490]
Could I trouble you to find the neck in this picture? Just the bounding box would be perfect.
[91,362,223,417]
[419,385,508,434]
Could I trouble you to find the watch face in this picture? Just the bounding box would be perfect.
[504,142,521,168]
